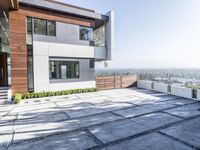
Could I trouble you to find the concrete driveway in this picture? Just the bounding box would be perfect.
[0,88,200,150]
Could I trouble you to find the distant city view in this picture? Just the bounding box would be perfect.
[96,68,200,88]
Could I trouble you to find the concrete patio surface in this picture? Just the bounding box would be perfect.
[0,88,200,150]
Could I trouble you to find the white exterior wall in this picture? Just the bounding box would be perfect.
[153,82,169,93]
[49,81,96,92]
[171,86,192,99]
[33,41,95,92]
[105,11,115,60]
[94,47,106,60]
[48,43,94,58]
[34,55,49,92]
[137,80,153,90]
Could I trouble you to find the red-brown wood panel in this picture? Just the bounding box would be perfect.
[9,9,27,94]
[96,75,137,91]
[19,5,95,27]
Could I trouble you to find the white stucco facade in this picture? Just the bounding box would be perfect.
[33,41,96,92]
[28,8,114,93]
[105,11,115,60]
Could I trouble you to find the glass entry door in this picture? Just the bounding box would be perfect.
[0,52,8,86]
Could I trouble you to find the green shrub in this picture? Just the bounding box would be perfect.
[13,93,22,104]
[184,82,200,90]
[12,88,97,100]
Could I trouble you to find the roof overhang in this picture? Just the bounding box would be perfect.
[0,0,19,10]
[19,0,109,21]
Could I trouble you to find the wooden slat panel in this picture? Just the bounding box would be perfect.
[19,5,95,27]
[9,9,27,94]
[96,75,137,91]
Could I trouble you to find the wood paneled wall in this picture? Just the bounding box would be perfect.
[96,75,137,91]
[19,5,95,27]
[9,5,95,94]
[9,9,27,94]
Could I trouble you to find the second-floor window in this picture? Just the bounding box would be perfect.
[47,21,56,36]
[34,18,56,36]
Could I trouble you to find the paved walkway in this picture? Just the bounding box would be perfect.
[0,88,200,150]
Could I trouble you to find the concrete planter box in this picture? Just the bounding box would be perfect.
[196,90,200,100]
[153,82,170,93]
[137,80,153,90]
[171,86,192,99]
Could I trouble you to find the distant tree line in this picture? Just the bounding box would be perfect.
[96,68,200,80]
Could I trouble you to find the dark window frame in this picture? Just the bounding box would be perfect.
[27,45,34,92]
[49,60,80,80]
[26,17,33,34]
[33,18,56,37]
[47,20,56,36]
[33,18,47,36]
[89,59,95,68]
[26,17,34,92]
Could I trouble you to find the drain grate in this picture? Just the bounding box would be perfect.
[34,100,41,103]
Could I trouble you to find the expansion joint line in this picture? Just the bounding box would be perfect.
[53,102,71,119]
[6,112,19,150]
[158,131,200,150]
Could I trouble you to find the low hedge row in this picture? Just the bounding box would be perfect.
[12,88,97,103]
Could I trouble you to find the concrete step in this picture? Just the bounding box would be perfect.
[0,87,10,102]
[0,93,7,96]
[0,90,8,93]
[0,96,8,99]
[0,87,10,90]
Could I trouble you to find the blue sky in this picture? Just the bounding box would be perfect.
[61,0,200,68]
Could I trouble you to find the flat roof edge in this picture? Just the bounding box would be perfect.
[45,0,95,13]
[19,0,108,20]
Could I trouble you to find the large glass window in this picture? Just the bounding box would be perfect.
[27,17,32,34]
[80,26,93,41]
[34,18,47,35]
[47,21,56,36]
[27,45,34,92]
[0,10,10,54]
[93,25,105,47]
[49,61,80,80]
[0,9,10,86]
[26,17,32,45]
[26,17,34,91]
[33,18,56,36]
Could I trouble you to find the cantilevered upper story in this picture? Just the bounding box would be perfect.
[19,0,115,61]
[0,0,115,96]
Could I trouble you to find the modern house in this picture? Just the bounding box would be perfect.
[0,0,114,102]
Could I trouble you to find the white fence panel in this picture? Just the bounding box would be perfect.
[137,80,153,90]
[171,86,192,99]
[153,82,169,93]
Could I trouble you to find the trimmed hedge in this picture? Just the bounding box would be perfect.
[12,88,97,100]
